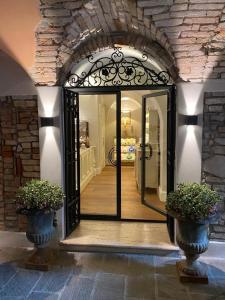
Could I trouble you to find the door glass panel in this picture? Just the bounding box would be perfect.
[79,94,117,216]
[121,90,166,220]
[142,93,167,215]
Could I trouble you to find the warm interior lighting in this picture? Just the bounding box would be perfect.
[121,111,131,126]
[121,96,129,101]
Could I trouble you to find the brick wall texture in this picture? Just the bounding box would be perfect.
[0,96,40,231]
[202,92,225,241]
[32,0,225,85]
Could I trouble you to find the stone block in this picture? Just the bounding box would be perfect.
[155,18,183,27]
[215,138,225,145]
[23,172,40,178]
[204,155,225,178]
[184,17,219,24]
[44,8,71,17]
[208,105,223,112]
[22,160,40,166]
[138,0,173,7]
[144,6,169,15]
[190,4,224,10]
[170,4,188,11]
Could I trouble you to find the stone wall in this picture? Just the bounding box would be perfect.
[202,91,225,240]
[0,96,40,231]
[33,0,225,85]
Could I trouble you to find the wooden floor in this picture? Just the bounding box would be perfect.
[81,166,166,221]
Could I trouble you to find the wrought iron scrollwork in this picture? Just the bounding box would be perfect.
[67,48,171,87]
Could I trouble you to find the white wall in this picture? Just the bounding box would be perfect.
[176,80,225,185]
[79,94,107,172]
[147,95,167,201]
[0,51,36,96]
[37,86,64,239]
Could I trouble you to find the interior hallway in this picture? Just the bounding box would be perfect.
[81,166,166,221]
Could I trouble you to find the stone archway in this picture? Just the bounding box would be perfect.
[33,0,178,86]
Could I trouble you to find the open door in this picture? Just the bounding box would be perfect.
[64,88,80,237]
[141,89,175,242]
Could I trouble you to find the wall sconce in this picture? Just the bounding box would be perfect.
[179,114,198,126]
[184,115,198,125]
[40,117,54,127]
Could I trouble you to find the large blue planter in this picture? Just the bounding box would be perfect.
[176,220,209,275]
[26,210,55,249]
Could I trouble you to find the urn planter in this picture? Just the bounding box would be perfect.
[166,183,221,283]
[16,180,64,271]
[169,211,218,283]
[26,210,55,248]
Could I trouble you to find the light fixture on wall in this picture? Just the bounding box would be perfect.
[40,117,54,127]
[184,115,198,125]
[179,114,198,126]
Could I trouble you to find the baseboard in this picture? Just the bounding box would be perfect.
[80,172,94,193]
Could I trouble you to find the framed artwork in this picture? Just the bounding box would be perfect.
[79,121,89,147]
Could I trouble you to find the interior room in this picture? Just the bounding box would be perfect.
[79,90,167,221]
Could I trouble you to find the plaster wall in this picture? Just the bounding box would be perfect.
[0,51,36,96]
[79,95,103,172]
[148,95,167,201]
[176,80,225,185]
[0,0,40,72]
[37,86,64,238]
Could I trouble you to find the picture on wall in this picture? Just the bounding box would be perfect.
[80,121,89,147]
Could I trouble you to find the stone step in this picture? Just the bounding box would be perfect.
[59,241,179,256]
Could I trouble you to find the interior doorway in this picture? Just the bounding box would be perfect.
[78,88,172,218]
[78,90,168,222]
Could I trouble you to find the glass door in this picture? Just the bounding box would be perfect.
[79,92,121,218]
[141,91,169,216]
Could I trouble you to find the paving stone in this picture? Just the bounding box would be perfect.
[95,272,125,293]
[125,274,155,299]
[92,288,124,300]
[34,268,71,293]
[127,254,155,276]
[27,291,59,300]
[0,262,16,287]
[101,253,129,274]
[60,276,94,300]
[74,253,104,278]
[199,258,225,279]
[189,294,225,300]
[154,256,180,276]
[0,269,41,298]
[155,274,189,299]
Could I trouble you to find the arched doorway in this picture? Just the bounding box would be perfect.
[63,47,176,242]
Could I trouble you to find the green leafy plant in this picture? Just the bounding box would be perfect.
[166,183,221,221]
[16,180,64,213]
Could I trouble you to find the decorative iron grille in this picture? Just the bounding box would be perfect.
[67,48,172,87]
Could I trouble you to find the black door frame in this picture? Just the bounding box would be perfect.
[63,89,80,237]
[65,85,176,233]
[141,90,170,216]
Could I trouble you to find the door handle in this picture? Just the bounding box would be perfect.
[140,144,153,160]
[145,144,153,160]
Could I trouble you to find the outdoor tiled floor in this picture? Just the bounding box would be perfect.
[0,248,225,299]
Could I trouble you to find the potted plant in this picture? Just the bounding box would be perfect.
[16,179,64,270]
[166,183,221,282]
